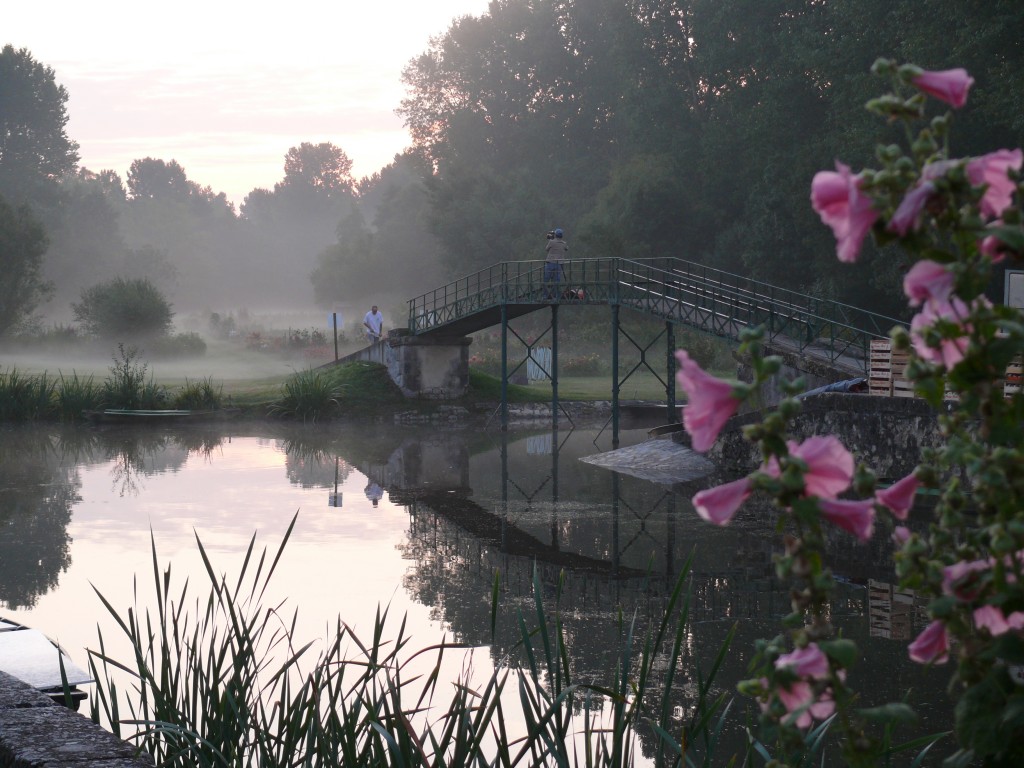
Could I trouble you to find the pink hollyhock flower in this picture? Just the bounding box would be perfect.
[875,473,920,520]
[789,436,855,499]
[693,476,752,526]
[675,350,741,452]
[889,182,936,236]
[892,526,911,546]
[942,558,992,600]
[921,159,959,182]
[972,605,1024,636]
[903,260,954,307]
[979,228,1009,264]
[910,296,973,369]
[819,498,875,542]
[909,620,949,664]
[776,681,836,729]
[811,162,879,263]
[910,68,974,108]
[967,149,1023,219]
[775,644,830,680]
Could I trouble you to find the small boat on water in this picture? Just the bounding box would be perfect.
[83,408,241,424]
[0,617,92,709]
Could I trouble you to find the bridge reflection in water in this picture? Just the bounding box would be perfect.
[339,424,949,756]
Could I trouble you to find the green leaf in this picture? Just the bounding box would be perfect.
[858,702,918,724]
[818,638,858,668]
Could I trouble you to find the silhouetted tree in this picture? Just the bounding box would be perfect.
[0,195,52,334]
[0,45,79,204]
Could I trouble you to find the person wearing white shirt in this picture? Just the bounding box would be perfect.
[363,305,384,342]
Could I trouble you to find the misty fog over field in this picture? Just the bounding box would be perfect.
[4,3,1022,372]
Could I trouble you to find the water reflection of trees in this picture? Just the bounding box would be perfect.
[0,428,77,608]
[0,426,232,607]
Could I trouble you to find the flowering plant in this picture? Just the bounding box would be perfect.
[677,61,1024,765]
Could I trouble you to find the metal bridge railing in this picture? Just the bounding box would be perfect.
[406,257,903,371]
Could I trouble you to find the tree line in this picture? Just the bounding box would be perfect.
[2,1,1022,337]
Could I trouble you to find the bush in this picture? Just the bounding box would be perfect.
[73,277,173,339]
[147,332,207,358]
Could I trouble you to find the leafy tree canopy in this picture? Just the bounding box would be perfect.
[0,194,52,335]
[0,45,79,202]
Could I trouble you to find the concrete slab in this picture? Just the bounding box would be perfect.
[580,437,714,485]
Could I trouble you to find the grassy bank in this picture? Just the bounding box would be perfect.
[0,356,648,423]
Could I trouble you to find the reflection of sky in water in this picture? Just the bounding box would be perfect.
[5,432,437,689]
[0,425,952,762]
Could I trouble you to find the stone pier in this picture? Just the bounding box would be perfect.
[385,330,472,399]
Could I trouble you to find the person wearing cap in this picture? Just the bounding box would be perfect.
[544,228,568,298]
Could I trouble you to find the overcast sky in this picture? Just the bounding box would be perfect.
[6,0,490,206]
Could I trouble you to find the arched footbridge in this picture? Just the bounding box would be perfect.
[341,257,902,440]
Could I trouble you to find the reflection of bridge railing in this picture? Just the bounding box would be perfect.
[407,257,903,373]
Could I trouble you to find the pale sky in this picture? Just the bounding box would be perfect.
[6,0,491,206]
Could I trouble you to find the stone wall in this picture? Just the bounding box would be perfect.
[695,392,944,481]
[0,671,150,766]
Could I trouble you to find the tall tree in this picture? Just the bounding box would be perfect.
[280,142,355,195]
[0,195,52,335]
[0,45,79,203]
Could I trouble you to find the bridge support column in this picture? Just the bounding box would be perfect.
[501,304,508,430]
[611,304,620,447]
[667,321,677,422]
[386,331,473,399]
[551,304,559,430]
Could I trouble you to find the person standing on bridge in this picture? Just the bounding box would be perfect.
[544,228,568,298]
[363,305,384,342]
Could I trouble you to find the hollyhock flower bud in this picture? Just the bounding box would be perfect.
[891,526,911,546]
[979,229,1009,263]
[908,620,949,664]
[910,68,974,108]
[675,350,741,452]
[875,473,920,519]
[888,182,936,236]
[775,644,830,679]
[693,476,752,526]
[903,260,954,307]
[811,162,879,263]
[966,149,1022,219]
[819,498,875,542]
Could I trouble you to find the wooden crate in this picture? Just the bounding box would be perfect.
[1006,356,1022,399]
[869,339,893,396]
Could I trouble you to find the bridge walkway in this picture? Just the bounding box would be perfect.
[400,257,901,439]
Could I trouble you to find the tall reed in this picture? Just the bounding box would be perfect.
[87,517,739,767]
[0,367,56,421]
[56,371,100,421]
[269,368,346,422]
[172,377,224,410]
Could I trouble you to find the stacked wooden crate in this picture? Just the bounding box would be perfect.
[1006,355,1023,398]
[869,338,1019,400]
[869,339,893,396]
[891,345,914,398]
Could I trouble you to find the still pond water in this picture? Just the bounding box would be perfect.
[0,420,948,760]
